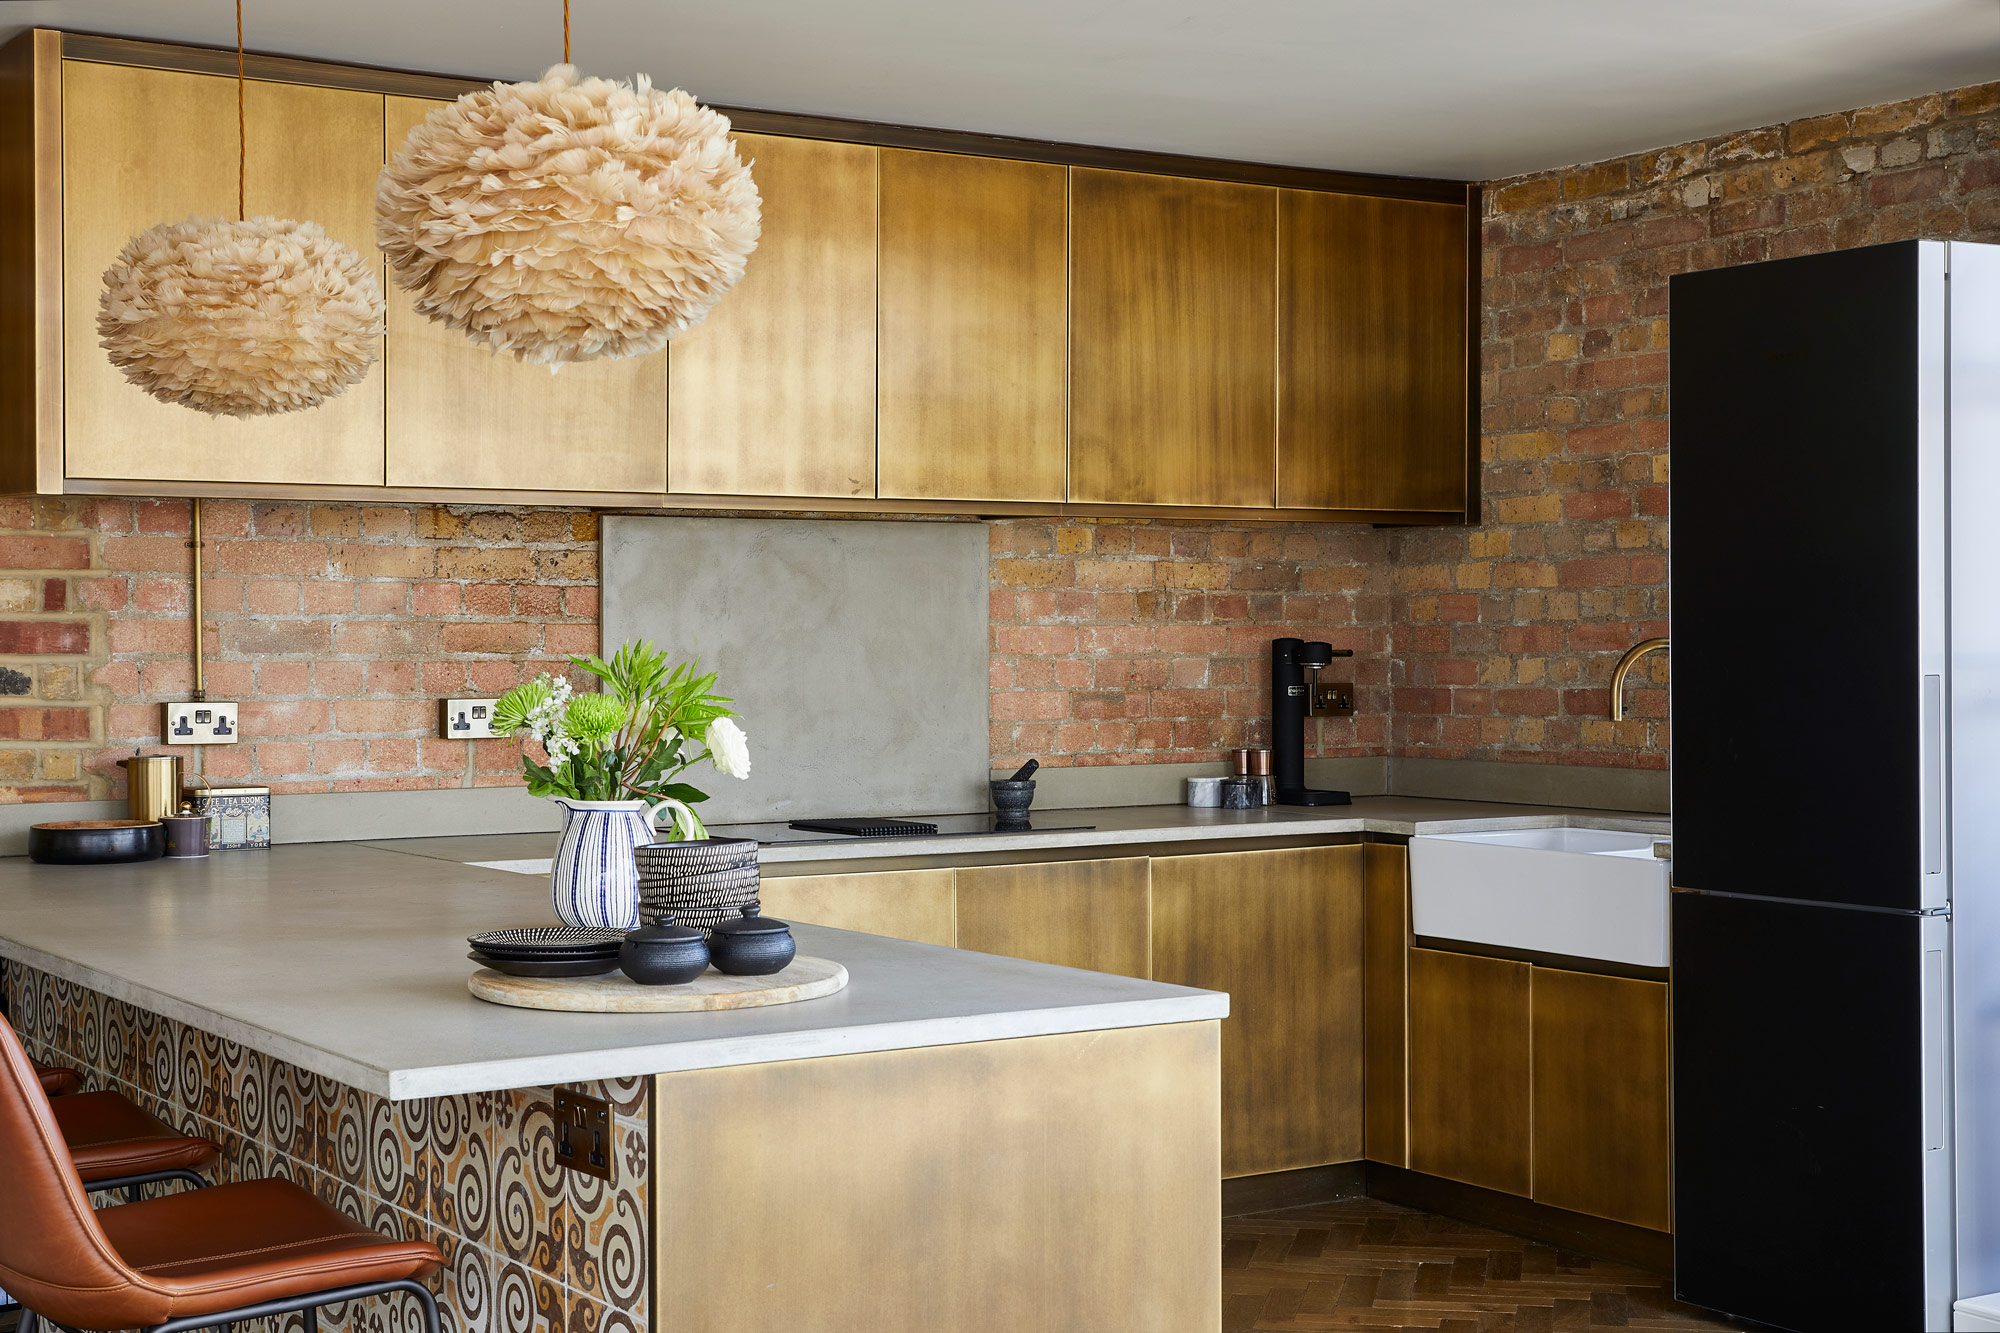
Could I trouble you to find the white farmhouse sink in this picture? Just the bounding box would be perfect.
[1408,827,1672,967]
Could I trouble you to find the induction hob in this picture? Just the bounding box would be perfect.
[735,813,1096,846]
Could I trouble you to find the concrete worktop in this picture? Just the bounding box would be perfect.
[366,795,1670,873]
[0,842,1225,1100]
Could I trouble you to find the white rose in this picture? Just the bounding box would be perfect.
[706,716,751,779]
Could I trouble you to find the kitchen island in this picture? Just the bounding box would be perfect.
[0,845,1226,1333]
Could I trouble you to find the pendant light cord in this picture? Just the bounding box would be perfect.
[563,0,571,63]
[235,0,245,221]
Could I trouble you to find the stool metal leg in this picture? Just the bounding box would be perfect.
[19,1309,38,1333]
[304,1310,317,1333]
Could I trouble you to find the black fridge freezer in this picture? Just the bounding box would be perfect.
[1668,240,1999,1332]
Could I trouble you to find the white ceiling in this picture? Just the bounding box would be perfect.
[6,0,1998,180]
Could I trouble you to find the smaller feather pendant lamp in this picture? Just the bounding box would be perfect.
[375,0,762,367]
[97,0,385,418]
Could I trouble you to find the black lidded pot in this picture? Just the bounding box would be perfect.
[708,906,796,976]
[619,913,710,986]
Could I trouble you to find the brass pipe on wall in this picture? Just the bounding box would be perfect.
[190,497,205,702]
[1610,637,1669,722]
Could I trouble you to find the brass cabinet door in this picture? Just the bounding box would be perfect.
[953,859,1151,979]
[877,149,1067,503]
[1068,168,1276,509]
[62,62,386,485]
[1278,191,1467,513]
[1407,947,1532,1196]
[381,96,667,496]
[756,869,957,948]
[1362,842,1411,1168]
[668,134,877,499]
[1151,845,1364,1177]
[1531,967,1673,1230]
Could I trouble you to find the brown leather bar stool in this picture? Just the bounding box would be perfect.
[30,1061,81,1098]
[21,1055,220,1200]
[52,1091,220,1202]
[0,1018,443,1333]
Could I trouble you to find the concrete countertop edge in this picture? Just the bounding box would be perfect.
[747,809,1671,864]
[384,995,1231,1100]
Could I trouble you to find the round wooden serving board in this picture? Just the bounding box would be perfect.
[467,956,848,1013]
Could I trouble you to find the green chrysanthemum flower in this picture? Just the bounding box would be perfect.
[563,692,629,744]
[491,676,553,736]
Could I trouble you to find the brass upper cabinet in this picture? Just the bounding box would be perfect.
[1152,845,1365,1178]
[61,61,385,486]
[382,99,667,495]
[1279,191,1467,512]
[669,133,878,499]
[1068,169,1277,509]
[877,150,1068,503]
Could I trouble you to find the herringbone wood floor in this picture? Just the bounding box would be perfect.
[1222,1198,1748,1331]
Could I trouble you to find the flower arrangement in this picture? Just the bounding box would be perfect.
[492,640,749,839]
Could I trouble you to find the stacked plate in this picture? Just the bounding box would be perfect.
[468,926,626,979]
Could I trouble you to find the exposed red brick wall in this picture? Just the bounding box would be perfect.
[987,519,1392,770]
[1393,78,2000,772]
[0,497,598,801]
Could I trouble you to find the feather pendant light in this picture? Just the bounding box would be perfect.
[375,0,761,367]
[96,0,385,418]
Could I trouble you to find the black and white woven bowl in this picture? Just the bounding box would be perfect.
[635,838,761,934]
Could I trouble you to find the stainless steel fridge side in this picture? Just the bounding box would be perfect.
[1950,238,2000,1301]
[1919,241,1954,1330]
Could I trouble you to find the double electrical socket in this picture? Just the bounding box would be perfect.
[162,701,240,745]
[439,698,500,740]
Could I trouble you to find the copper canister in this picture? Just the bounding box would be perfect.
[120,754,181,823]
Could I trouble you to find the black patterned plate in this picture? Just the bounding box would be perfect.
[467,952,621,979]
[467,926,627,958]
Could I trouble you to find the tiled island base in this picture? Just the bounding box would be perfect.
[1,963,647,1333]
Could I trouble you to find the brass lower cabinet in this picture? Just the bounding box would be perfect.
[652,1022,1222,1332]
[1406,947,1532,1196]
[953,858,1153,978]
[1151,844,1364,1178]
[1531,967,1673,1231]
[1361,842,1411,1168]
[756,868,957,947]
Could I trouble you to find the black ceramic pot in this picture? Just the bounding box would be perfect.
[28,820,165,865]
[618,914,711,985]
[709,906,797,976]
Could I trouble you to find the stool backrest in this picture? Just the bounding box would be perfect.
[0,1015,164,1328]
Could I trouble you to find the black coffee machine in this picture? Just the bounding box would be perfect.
[1271,637,1352,806]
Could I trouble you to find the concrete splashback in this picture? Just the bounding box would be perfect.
[602,515,991,825]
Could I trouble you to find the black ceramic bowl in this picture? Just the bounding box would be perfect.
[28,820,165,865]
[709,906,797,977]
[619,915,712,986]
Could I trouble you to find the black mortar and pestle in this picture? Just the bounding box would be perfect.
[990,758,1039,829]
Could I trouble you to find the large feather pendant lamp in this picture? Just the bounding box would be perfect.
[375,0,761,367]
[97,1,385,418]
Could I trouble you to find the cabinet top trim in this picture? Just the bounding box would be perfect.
[49,28,1469,204]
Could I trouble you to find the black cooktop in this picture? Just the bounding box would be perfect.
[757,813,1095,845]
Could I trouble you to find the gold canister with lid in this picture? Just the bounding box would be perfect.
[119,754,181,823]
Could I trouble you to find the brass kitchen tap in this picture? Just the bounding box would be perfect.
[1610,638,1669,722]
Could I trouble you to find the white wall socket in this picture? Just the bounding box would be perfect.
[162,701,240,745]
[439,698,500,740]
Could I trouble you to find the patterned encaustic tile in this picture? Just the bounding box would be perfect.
[1,963,650,1332]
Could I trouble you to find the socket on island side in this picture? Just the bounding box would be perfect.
[552,1088,613,1181]
[161,701,240,745]
[439,698,500,740]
